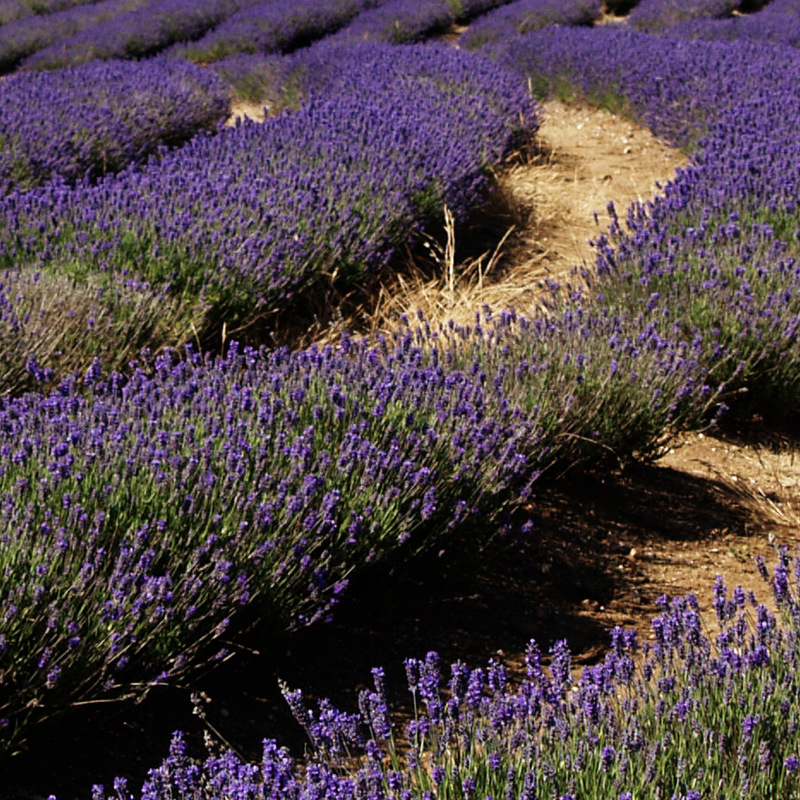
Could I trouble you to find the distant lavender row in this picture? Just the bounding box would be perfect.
[92,558,800,800]
[171,0,384,64]
[21,0,250,70]
[668,0,800,47]
[460,0,602,50]
[199,0,519,100]
[627,0,741,32]
[203,0,600,107]
[0,45,535,345]
[321,0,510,45]
[0,58,229,194]
[0,0,151,73]
[200,0,515,104]
[0,0,103,25]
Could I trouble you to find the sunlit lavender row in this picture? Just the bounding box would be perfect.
[169,0,386,64]
[668,0,800,47]
[483,27,800,420]
[319,0,509,46]
[627,0,754,32]
[460,0,601,50]
[0,57,229,193]
[91,556,800,800]
[0,0,151,73]
[0,44,535,380]
[0,271,731,754]
[20,0,250,69]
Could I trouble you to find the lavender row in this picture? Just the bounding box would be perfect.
[0,0,151,73]
[0,58,229,194]
[321,0,510,46]
[0,270,729,754]
[627,0,745,33]
[92,557,800,800]
[170,0,385,65]
[0,44,535,353]
[0,0,104,25]
[20,0,251,70]
[200,0,516,106]
[668,0,800,48]
[0,332,535,755]
[460,0,602,51]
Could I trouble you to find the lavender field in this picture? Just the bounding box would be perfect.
[2,0,800,797]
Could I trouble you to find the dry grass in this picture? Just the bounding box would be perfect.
[708,443,800,530]
[255,100,685,350]
[324,100,686,340]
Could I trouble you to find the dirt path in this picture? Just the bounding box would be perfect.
[507,100,685,278]
[368,100,687,327]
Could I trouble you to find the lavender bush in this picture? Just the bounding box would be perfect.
[0,0,150,73]
[0,44,536,339]
[668,2,800,48]
[0,329,542,754]
[21,0,249,69]
[460,0,602,50]
[491,27,800,413]
[320,0,513,45]
[209,52,294,106]
[89,554,800,799]
[0,58,230,193]
[627,0,740,32]
[0,267,190,396]
[0,0,33,24]
[0,278,731,754]
[170,0,382,65]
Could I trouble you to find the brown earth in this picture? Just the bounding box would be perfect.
[5,98,800,800]
[363,100,686,332]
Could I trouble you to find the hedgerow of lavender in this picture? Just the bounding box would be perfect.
[0,58,230,194]
[628,0,739,33]
[0,0,151,74]
[460,0,602,50]
[88,554,800,799]
[0,44,537,353]
[21,0,249,70]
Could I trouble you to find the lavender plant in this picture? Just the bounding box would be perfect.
[0,328,541,755]
[88,554,800,799]
[0,0,151,73]
[0,0,33,24]
[0,58,230,193]
[0,279,730,754]
[460,0,602,50]
[0,267,190,396]
[628,0,740,32]
[170,0,382,65]
[486,27,800,415]
[0,44,536,342]
[209,52,294,106]
[21,0,250,69]
[668,3,800,48]
[321,0,510,45]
